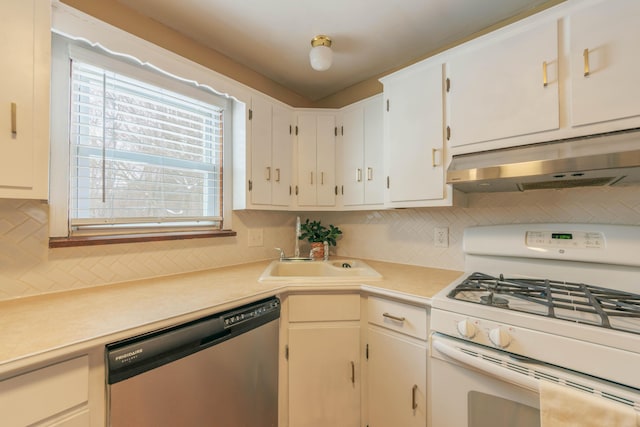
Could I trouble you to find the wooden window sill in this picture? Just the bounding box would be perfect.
[49,230,237,248]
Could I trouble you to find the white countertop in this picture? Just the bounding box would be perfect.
[0,259,462,376]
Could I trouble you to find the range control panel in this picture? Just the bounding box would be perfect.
[223,298,280,328]
[525,230,604,250]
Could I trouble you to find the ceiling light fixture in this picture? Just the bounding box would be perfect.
[309,35,333,71]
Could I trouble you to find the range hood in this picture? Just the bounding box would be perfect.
[447,129,640,193]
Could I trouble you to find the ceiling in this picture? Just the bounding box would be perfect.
[115,0,557,102]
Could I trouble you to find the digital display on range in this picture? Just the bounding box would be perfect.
[551,233,573,240]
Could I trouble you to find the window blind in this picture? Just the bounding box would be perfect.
[69,60,224,235]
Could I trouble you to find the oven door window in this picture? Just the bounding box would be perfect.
[468,391,539,427]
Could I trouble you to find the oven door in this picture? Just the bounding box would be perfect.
[431,334,539,427]
[430,333,639,427]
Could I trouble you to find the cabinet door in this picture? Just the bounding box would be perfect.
[0,0,49,198]
[363,96,384,205]
[296,112,336,207]
[289,326,360,427]
[271,103,293,206]
[340,96,384,207]
[296,113,317,206]
[384,61,445,203]
[316,114,336,206]
[367,327,427,427]
[0,356,89,427]
[249,96,273,205]
[448,20,559,147]
[570,0,640,127]
[341,106,365,206]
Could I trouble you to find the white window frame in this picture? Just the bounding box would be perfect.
[49,28,238,239]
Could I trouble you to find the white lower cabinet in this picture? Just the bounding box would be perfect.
[286,293,361,427]
[366,296,428,427]
[0,355,90,427]
[284,292,429,427]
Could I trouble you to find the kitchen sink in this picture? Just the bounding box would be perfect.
[258,259,382,283]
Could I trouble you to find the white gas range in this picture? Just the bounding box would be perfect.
[429,223,640,427]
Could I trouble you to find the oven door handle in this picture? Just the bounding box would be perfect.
[432,337,539,393]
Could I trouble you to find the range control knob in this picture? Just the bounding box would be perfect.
[489,327,512,348]
[456,320,477,339]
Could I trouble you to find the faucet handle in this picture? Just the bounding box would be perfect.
[274,247,285,261]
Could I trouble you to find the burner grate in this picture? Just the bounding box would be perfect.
[448,272,640,334]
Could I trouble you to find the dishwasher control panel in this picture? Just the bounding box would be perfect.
[223,298,280,328]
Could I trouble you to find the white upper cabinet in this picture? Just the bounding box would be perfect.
[249,96,293,207]
[0,0,50,199]
[248,96,273,205]
[569,0,640,127]
[339,95,384,208]
[296,112,336,207]
[447,19,559,148]
[271,105,294,206]
[381,59,449,207]
[363,98,384,205]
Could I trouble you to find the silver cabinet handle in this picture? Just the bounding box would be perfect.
[583,48,590,77]
[275,168,280,182]
[356,168,362,182]
[382,312,406,323]
[412,384,418,410]
[265,166,271,181]
[310,172,313,185]
[367,167,373,181]
[351,361,355,384]
[542,61,548,87]
[11,102,17,135]
[321,171,324,185]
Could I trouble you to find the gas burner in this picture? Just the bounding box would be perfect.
[448,272,640,334]
[480,293,509,308]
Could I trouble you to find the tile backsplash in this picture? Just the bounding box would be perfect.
[1,186,638,301]
[320,186,640,271]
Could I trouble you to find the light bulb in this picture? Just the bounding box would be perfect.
[309,35,333,71]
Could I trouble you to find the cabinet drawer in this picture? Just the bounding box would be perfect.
[368,296,427,340]
[289,294,360,322]
[0,355,89,427]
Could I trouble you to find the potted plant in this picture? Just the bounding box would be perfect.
[299,219,342,259]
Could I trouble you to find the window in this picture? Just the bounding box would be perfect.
[50,37,234,245]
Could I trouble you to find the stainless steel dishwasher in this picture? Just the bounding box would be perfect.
[106,296,280,427]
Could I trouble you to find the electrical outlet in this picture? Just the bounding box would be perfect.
[248,228,264,247]
[434,226,449,248]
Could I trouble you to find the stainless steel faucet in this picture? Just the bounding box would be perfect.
[294,216,301,258]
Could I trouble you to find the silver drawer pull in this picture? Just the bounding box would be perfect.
[382,312,406,323]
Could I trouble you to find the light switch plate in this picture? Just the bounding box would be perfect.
[248,228,264,247]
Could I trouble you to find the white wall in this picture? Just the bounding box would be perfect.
[0,185,638,301]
